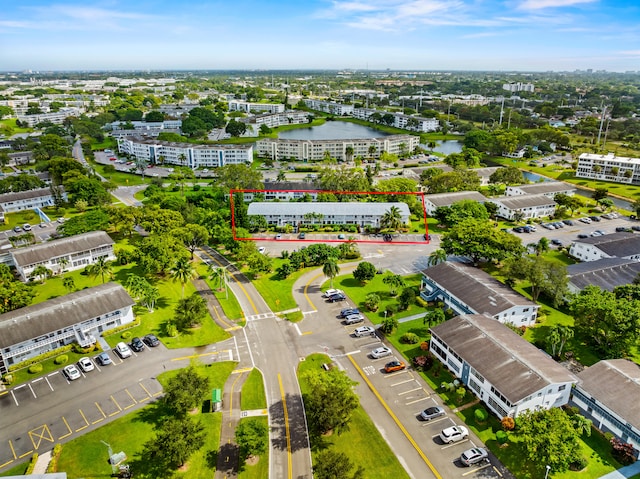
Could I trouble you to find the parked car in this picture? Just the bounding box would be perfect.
[525,225,536,232]
[420,406,445,421]
[23,223,32,231]
[13,226,22,233]
[562,219,575,226]
[328,292,347,303]
[95,352,112,366]
[353,326,375,337]
[384,360,406,373]
[552,222,564,228]
[542,223,555,230]
[344,313,364,325]
[339,307,360,318]
[616,226,633,233]
[512,226,525,233]
[143,334,160,347]
[275,233,282,240]
[580,217,592,224]
[115,342,132,359]
[551,239,563,246]
[323,289,342,298]
[370,346,392,359]
[439,425,469,444]
[590,215,602,222]
[130,337,145,352]
[298,232,305,239]
[460,447,489,466]
[577,233,589,239]
[63,364,81,381]
[338,234,346,239]
[258,246,266,254]
[78,357,95,373]
[632,226,640,232]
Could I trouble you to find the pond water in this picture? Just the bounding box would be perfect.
[427,140,463,155]
[277,121,390,140]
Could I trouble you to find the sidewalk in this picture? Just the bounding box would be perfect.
[598,462,640,479]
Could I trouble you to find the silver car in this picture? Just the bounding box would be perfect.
[370,346,392,359]
[344,314,364,325]
[460,447,488,466]
[353,326,375,337]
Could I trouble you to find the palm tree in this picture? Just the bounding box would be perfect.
[529,237,549,256]
[383,272,405,297]
[30,265,51,283]
[322,258,340,289]
[208,265,229,299]
[58,257,69,273]
[171,257,196,298]
[368,145,377,158]
[63,276,76,292]
[276,170,286,182]
[345,146,354,162]
[88,256,113,284]
[572,414,592,437]
[380,205,404,232]
[428,249,447,267]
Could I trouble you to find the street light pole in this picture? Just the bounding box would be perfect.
[544,465,551,479]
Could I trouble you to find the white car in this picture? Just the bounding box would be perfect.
[370,346,392,359]
[63,364,81,381]
[580,217,592,224]
[322,289,342,297]
[353,326,375,337]
[258,246,266,254]
[78,357,95,372]
[440,425,469,444]
[115,342,132,359]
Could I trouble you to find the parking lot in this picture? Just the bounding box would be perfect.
[295,286,507,479]
[0,345,168,470]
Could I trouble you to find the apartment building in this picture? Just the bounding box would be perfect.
[490,195,557,221]
[420,261,539,326]
[17,107,82,127]
[0,187,64,217]
[303,99,354,116]
[576,153,640,185]
[0,283,135,374]
[228,100,285,114]
[117,137,253,168]
[247,202,410,228]
[11,231,116,282]
[256,135,418,162]
[430,314,576,419]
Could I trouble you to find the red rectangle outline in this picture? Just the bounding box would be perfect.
[229,188,430,245]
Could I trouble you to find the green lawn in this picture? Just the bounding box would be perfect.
[237,417,269,479]
[1,207,64,230]
[331,272,427,324]
[54,361,236,479]
[195,262,244,322]
[298,353,411,479]
[240,368,267,410]
[248,260,315,312]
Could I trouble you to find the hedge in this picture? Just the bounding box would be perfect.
[8,344,73,372]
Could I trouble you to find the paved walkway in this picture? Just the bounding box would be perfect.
[598,461,640,479]
[31,449,52,474]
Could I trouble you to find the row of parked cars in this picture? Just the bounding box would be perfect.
[62,334,160,381]
[334,294,489,469]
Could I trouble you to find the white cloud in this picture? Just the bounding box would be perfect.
[517,0,597,10]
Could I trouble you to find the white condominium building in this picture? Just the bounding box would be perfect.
[228,100,285,114]
[256,135,419,162]
[117,137,253,168]
[576,152,640,185]
[352,108,439,132]
[303,99,354,116]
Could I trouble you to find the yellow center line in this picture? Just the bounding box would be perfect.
[200,248,258,315]
[303,273,322,312]
[228,371,244,427]
[171,351,221,361]
[278,374,293,479]
[347,355,442,479]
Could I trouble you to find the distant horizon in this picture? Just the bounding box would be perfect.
[2,0,638,72]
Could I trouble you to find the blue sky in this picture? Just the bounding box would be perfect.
[1,0,639,72]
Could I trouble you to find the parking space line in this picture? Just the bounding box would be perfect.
[399,387,424,396]
[95,402,107,417]
[406,397,430,405]
[10,390,18,406]
[356,340,380,348]
[123,389,137,409]
[75,409,89,431]
[28,383,37,399]
[462,463,492,476]
[421,416,448,426]
[29,425,53,449]
[58,417,72,439]
[18,450,33,459]
[139,382,153,398]
[391,378,415,386]
[0,459,14,469]
[44,376,54,391]
[440,439,469,450]
[110,396,122,415]
[347,355,442,479]
[9,440,16,459]
[492,465,503,477]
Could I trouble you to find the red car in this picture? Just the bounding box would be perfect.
[109,157,117,161]
[384,360,406,373]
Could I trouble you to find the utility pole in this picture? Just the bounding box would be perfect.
[499,97,505,126]
[597,104,607,145]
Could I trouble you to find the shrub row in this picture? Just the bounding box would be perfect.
[24,453,38,475]
[8,344,74,372]
[47,444,62,473]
